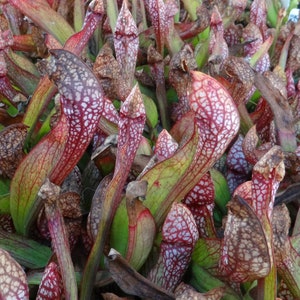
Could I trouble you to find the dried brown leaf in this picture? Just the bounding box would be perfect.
[0,123,27,178]
[87,174,112,241]
[220,196,271,282]
[93,43,128,101]
[0,108,23,126]
[114,0,138,88]
[253,72,297,152]
[175,282,225,300]
[249,98,275,143]
[58,192,82,219]
[222,56,255,104]
[60,166,82,195]
[272,204,291,252]
[37,190,82,247]
[287,34,300,72]
[169,44,197,121]
[105,249,175,300]
[102,293,134,300]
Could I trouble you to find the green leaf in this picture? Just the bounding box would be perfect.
[0,230,52,269]
[9,0,74,45]
[210,168,231,215]
[190,263,241,300]
[6,105,19,117]
[80,84,146,300]
[10,113,68,235]
[0,179,10,214]
[192,238,221,269]
[5,50,40,95]
[110,199,129,258]
[142,93,158,129]
[141,113,198,226]
[142,71,240,227]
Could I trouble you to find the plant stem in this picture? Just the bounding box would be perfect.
[257,264,277,299]
[106,0,118,33]
[74,0,85,32]
[181,0,201,21]
[237,103,254,135]
[40,180,78,300]
[80,173,124,300]
[249,35,274,68]
[156,81,170,130]
[278,32,293,70]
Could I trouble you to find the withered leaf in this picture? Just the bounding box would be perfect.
[58,192,82,219]
[37,190,82,248]
[105,249,175,300]
[114,0,138,89]
[93,43,128,101]
[220,196,271,283]
[169,44,197,121]
[102,293,134,300]
[272,204,290,252]
[222,56,255,104]
[254,72,297,152]
[0,123,27,178]
[88,174,112,241]
[251,145,284,219]
[175,282,225,300]
[272,205,300,298]
[287,34,300,72]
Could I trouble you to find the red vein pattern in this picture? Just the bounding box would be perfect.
[147,0,166,54]
[0,248,29,299]
[183,172,216,237]
[115,84,146,175]
[149,203,199,291]
[220,196,271,282]
[251,146,285,219]
[114,0,138,88]
[36,262,62,300]
[154,129,178,161]
[46,49,105,185]
[189,71,239,168]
